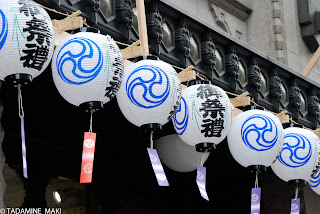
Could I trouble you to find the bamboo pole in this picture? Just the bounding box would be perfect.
[136,0,149,55]
[302,46,320,76]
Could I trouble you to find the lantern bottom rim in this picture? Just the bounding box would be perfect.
[288,179,306,188]
[4,74,32,87]
[195,143,216,152]
[79,101,104,112]
[247,165,267,173]
[140,123,162,132]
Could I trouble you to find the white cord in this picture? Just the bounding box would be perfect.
[255,171,259,189]
[200,149,208,167]
[150,130,154,149]
[18,84,24,118]
[89,109,94,133]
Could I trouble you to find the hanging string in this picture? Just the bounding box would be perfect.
[200,149,208,167]
[150,130,154,149]
[294,187,299,201]
[255,171,259,189]
[89,109,94,133]
[18,84,24,119]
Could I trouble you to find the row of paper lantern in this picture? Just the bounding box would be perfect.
[1,0,320,196]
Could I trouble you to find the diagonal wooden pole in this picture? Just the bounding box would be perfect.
[302,46,320,76]
[136,0,149,55]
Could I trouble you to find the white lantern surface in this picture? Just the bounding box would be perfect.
[52,32,123,106]
[309,170,320,195]
[271,127,320,182]
[0,0,54,79]
[154,134,210,172]
[116,59,181,127]
[227,109,284,168]
[172,84,232,148]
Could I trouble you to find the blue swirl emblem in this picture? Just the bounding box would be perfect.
[126,65,170,108]
[241,114,278,151]
[56,37,103,85]
[309,171,320,188]
[278,133,312,168]
[173,97,188,135]
[0,9,8,51]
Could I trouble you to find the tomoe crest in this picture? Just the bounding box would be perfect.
[173,96,189,135]
[309,171,320,188]
[126,65,170,108]
[241,114,278,151]
[0,9,8,51]
[56,37,103,85]
[278,133,312,168]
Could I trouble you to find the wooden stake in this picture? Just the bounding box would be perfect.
[302,46,320,76]
[52,10,83,31]
[120,41,145,59]
[53,27,71,48]
[232,107,243,118]
[136,0,149,55]
[276,110,289,124]
[177,65,196,82]
[229,92,250,107]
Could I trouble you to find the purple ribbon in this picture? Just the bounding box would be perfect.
[147,148,169,186]
[196,165,209,201]
[290,198,300,214]
[21,117,28,178]
[251,187,261,214]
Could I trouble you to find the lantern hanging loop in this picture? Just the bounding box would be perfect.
[200,149,208,167]
[150,130,154,149]
[18,84,24,119]
[255,171,259,189]
[89,109,95,133]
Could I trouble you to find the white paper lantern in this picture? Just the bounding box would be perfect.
[271,127,320,182]
[227,109,284,168]
[154,134,210,172]
[52,32,123,106]
[309,170,320,195]
[172,84,232,149]
[0,0,54,80]
[116,59,181,127]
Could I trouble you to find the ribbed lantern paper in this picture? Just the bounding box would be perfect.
[271,127,320,182]
[0,0,54,79]
[52,32,123,106]
[172,84,232,147]
[154,134,210,172]
[116,59,181,127]
[227,110,284,168]
[309,170,320,195]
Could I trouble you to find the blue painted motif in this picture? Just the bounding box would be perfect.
[126,65,170,108]
[241,114,278,151]
[0,9,8,51]
[309,171,320,188]
[173,97,189,135]
[56,37,103,85]
[278,132,312,168]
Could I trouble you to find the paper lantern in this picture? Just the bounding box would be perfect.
[52,30,123,108]
[116,57,181,187]
[0,0,54,82]
[271,127,320,184]
[116,58,181,129]
[154,134,210,172]
[309,170,320,195]
[0,0,55,179]
[172,83,232,151]
[52,28,123,183]
[227,109,284,169]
